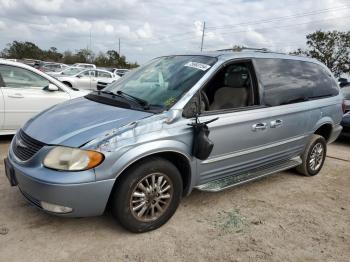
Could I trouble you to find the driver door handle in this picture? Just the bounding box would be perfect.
[8,93,24,98]
[252,122,267,131]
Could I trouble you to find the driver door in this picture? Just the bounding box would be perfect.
[0,64,70,131]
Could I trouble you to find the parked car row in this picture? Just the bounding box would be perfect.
[0,59,88,135]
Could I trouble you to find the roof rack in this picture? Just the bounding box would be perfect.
[216,47,270,52]
[215,47,287,55]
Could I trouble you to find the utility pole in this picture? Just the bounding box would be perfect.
[200,21,206,52]
[118,38,121,55]
[89,29,92,62]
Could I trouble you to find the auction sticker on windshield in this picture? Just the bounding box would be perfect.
[184,62,211,71]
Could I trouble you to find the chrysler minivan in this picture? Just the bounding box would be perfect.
[4,50,344,232]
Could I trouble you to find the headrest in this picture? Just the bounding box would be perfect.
[225,72,246,88]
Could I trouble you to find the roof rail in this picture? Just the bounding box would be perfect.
[215,47,287,55]
[216,47,270,52]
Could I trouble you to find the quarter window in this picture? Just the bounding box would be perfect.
[0,65,49,88]
[254,58,339,106]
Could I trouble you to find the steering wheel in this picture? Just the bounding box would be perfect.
[200,91,210,111]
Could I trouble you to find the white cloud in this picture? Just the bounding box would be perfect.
[0,0,349,63]
[136,23,153,39]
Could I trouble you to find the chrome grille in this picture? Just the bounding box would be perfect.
[12,129,45,161]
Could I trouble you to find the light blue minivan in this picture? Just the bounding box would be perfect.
[5,50,344,232]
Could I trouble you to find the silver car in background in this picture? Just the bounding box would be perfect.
[56,68,120,90]
[5,50,344,233]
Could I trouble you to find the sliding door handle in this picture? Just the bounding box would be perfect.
[270,119,283,128]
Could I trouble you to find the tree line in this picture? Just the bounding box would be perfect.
[0,41,139,69]
[290,30,350,77]
[1,30,349,76]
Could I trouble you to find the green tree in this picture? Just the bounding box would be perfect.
[94,52,109,67]
[291,30,350,77]
[76,48,94,63]
[2,41,43,59]
[43,47,63,62]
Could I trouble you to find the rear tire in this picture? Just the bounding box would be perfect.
[111,157,183,233]
[296,134,327,176]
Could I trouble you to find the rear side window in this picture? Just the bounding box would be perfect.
[97,71,112,78]
[254,58,339,106]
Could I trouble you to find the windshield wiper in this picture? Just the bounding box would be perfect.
[93,90,150,110]
[116,90,149,108]
[96,90,115,96]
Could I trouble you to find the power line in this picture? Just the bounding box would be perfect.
[206,5,350,30]
[119,8,350,50]
[206,15,350,38]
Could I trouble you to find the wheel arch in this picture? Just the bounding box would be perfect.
[313,118,334,142]
[111,141,195,197]
[62,81,72,87]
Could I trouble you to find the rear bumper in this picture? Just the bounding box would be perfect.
[7,153,115,217]
[341,117,350,137]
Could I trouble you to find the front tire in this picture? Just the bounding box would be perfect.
[112,157,183,233]
[296,134,327,176]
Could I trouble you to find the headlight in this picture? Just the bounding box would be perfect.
[43,146,104,171]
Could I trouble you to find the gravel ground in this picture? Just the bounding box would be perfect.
[0,135,349,262]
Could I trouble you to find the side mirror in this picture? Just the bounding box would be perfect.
[76,75,82,78]
[43,84,59,92]
[182,93,200,118]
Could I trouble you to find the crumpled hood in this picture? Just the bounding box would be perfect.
[22,97,153,147]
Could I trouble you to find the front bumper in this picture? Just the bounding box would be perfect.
[7,149,115,217]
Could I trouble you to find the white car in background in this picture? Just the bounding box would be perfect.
[0,60,89,135]
[57,69,120,90]
[46,66,84,77]
[73,63,96,69]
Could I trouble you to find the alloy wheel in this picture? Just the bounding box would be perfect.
[130,173,173,222]
[309,142,324,171]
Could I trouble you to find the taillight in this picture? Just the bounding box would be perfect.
[342,99,346,114]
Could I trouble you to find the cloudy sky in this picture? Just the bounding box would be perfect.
[0,0,349,64]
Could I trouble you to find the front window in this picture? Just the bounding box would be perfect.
[104,55,217,109]
[0,65,49,88]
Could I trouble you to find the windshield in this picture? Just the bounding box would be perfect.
[62,67,84,76]
[104,55,217,109]
[342,85,350,100]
